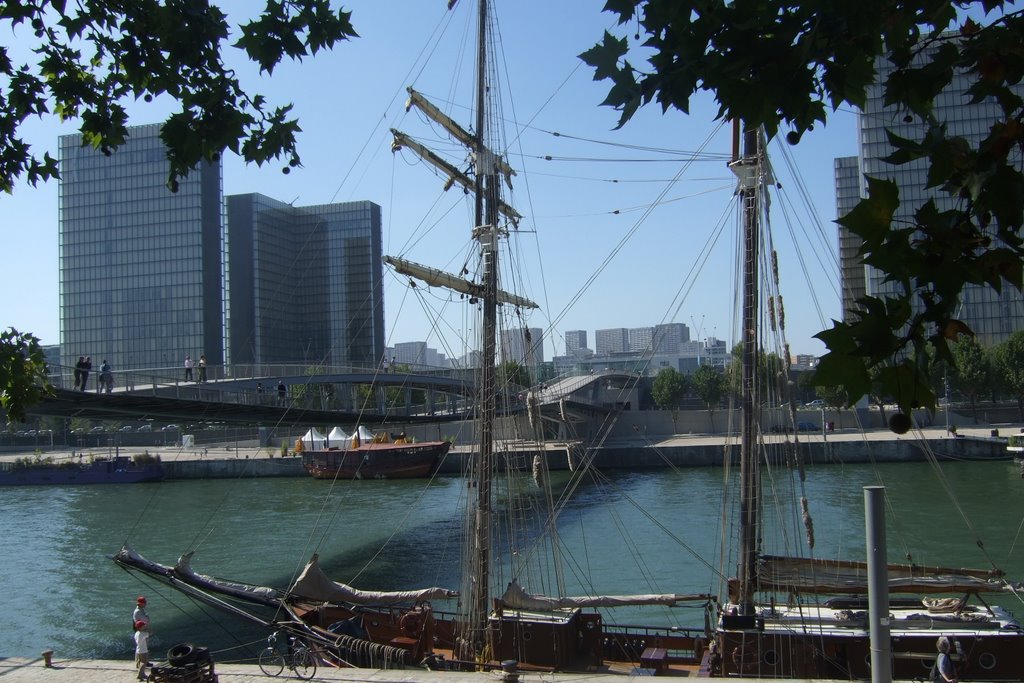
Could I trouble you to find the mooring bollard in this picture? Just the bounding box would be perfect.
[41,649,54,667]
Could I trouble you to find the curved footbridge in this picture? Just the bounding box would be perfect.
[28,365,484,428]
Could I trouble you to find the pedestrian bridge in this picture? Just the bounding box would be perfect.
[29,363,642,430]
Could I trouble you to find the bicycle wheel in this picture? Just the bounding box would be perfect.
[291,647,317,679]
[258,646,285,677]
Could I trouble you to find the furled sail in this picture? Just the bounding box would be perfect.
[175,551,281,603]
[113,545,282,607]
[499,580,706,610]
[289,554,458,605]
[757,555,1017,595]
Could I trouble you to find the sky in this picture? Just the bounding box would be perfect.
[0,1,858,362]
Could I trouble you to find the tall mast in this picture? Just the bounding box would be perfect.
[730,121,760,616]
[468,0,497,659]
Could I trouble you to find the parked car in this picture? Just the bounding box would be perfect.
[137,424,153,432]
[119,425,134,433]
[161,424,179,432]
[89,426,106,434]
[806,399,826,408]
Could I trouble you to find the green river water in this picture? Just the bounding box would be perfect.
[2,460,1023,663]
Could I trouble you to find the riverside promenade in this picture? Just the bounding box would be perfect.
[0,656,891,683]
[0,425,1016,478]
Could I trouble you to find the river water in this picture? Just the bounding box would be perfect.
[3,460,1023,663]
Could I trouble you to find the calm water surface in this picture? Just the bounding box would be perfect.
[2,460,1023,662]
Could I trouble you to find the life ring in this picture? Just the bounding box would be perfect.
[167,642,197,666]
[399,611,422,636]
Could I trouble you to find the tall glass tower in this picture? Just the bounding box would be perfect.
[225,194,384,367]
[836,39,1024,345]
[59,124,223,375]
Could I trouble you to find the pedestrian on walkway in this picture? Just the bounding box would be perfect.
[278,380,287,405]
[99,360,113,393]
[132,596,149,629]
[74,356,85,389]
[184,355,193,382]
[81,356,92,391]
[133,620,151,680]
[198,355,207,383]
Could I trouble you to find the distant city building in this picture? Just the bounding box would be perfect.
[834,155,865,319]
[595,328,629,355]
[793,354,818,371]
[653,322,690,355]
[836,38,1024,345]
[500,327,544,367]
[225,195,384,367]
[564,330,587,355]
[59,123,223,372]
[393,341,428,368]
[628,326,654,353]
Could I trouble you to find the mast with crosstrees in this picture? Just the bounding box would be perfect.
[732,121,761,617]
[385,0,531,662]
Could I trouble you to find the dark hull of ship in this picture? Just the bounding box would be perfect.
[301,441,450,480]
[718,622,1024,680]
[0,458,164,486]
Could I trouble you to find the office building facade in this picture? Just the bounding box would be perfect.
[500,327,544,367]
[836,41,1024,345]
[59,124,223,373]
[226,195,384,367]
[595,328,629,355]
[564,330,588,356]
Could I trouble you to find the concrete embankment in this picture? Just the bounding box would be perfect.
[156,429,1011,480]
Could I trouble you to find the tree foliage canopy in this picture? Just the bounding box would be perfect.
[691,364,724,410]
[0,329,52,422]
[1,0,357,193]
[582,1,1024,416]
[652,366,688,409]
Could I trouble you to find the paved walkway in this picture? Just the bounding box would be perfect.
[0,656,873,682]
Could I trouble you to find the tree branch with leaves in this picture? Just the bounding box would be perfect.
[1,0,357,193]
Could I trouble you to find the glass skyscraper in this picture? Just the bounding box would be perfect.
[835,40,1024,345]
[59,123,223,374]
[225,195,384,367]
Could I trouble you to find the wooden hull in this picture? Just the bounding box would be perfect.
[302,441,450,480]
[293,601,707,673]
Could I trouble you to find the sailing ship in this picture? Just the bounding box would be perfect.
[298,426,450,480]
[112,2,1024,679]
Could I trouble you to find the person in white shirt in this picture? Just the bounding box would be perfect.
[134,620,151,680]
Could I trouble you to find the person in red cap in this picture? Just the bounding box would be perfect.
[133,619,151,680]
[132,596,149,629]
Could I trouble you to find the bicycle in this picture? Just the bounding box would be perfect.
[257,629,317,679]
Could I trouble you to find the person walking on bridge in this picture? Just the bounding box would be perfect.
[184,355,193,382]
[278,380,287,405]
[198,355,207,383]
